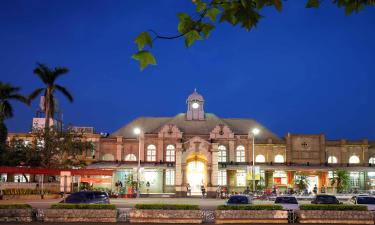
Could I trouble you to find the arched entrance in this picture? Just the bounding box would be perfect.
[186,154,207,195]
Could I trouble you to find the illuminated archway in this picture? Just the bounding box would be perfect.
[186,154,207,195]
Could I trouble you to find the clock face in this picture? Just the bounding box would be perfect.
[192,102,199,109]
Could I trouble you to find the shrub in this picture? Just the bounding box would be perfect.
[135,204,200,210]
[50,203,116,210]
[217,204,283,210]
[0,204,32,209]
[3,188,51,195]
[300,204,367,211]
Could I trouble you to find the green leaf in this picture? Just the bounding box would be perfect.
[201,23,215,39]
[306,0,320,8]
[206,8,221,22]
[177,13,194,34]
[177,13,190,20]
[274,0,282,12]
[184,30,202,48]
[134,32,153,51]
[132,50,157,71]
[195,0,207,12]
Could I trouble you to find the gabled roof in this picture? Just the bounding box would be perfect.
[111,113,281,141]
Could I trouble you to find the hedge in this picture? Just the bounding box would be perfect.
[135,204,200,210]
[50,203,116,210]
[217,204,283,210]
[300,204,368,211]
[3,188,51,195]
[0,204,32,209]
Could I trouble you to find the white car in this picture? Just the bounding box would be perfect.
[274,196,299,210]
[349,195,375,211]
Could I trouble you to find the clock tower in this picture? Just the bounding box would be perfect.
[186,89,205,120]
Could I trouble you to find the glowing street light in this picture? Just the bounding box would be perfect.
[134,127,142,198]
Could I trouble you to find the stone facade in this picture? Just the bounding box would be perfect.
[42,209,117,222]
[298,210,374,224]
[215,210,288,224]
[0,209,33,222]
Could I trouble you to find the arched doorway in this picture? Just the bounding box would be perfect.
[186,154,207,195]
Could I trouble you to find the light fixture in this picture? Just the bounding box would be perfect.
[133,127,141,135]
[192,102,199,109]
[252,128,260,135]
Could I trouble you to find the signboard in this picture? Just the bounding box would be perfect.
[60,171,72,192]
[246,166,260,180]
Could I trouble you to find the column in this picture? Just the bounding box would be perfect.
[116,137,123,161]
[208,143,219,198]
[175,143,184,197]
[229,140,235,162]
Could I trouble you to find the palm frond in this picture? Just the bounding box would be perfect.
[28,88,44,102]
[0,100,13,119]
[55,85,73,102]
[33,63,51,84]
[9,94,29,105]
[51,67,69,83]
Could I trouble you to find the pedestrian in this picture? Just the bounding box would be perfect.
[313,184,318,195]
[244,186,250,195]
[321,185,326,194]
[201,185,206,198]
[186,183,191,197]
[146,181,150,195]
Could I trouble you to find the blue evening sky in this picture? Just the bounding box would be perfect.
[1,0,374,140]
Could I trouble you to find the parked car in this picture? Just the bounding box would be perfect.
[61,191,110,204]
[349,195,375,210]
[311,194,341,204]
[226,195,252,204]
[275,196,299,210]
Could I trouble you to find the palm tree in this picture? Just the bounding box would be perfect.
[0,82,28,150]
[29,63,73,130]
[330,170,350,193]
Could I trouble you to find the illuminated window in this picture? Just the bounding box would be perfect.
[146,144,156,161]
[37,139,44,148]
[102,153,114,161]
[0,173,7,182]
[350,172,360,187]
[125,154,137,161]
[328,156,338,164]
[274,154,284,163]
[218,170,227,185]
[255,154,265,163]
[236,170,246,187]
[218,145,227,162]
[236,145,245,162]
[165,169,175,185]
[369,158,375,164]
[14,174,30,183]
[166,145,175,162]
[349,155,360,164]
[24,140,31,147]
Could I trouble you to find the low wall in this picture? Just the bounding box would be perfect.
[2,194,60,200]
[42,209,117,222]
[215,210,288,224]
[129,209,202,223]
[298,210,374,224]
[0,209,33,222]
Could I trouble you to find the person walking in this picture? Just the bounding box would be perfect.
[201,185,206,198]
[186,183,191,197]
[313,184,318,195]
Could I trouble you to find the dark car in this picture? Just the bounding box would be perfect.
[61,191,110,204]
[350,195,375,210]
[275,196,299,210]
[226,195,252,204]
[311,194,340,204]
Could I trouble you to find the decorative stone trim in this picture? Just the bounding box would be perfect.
[42,209,117,222]
[215,210,288,224]
[129,209,202,223]
[0,209,33,222]
[298,210,374,224]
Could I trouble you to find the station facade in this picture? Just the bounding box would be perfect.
[6,90,375,196]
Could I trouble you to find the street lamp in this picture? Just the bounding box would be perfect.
[133,127,142,198]
[251,128,260,193]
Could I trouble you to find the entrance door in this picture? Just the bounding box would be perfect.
[307,175,318,193]
[187,161,206,195]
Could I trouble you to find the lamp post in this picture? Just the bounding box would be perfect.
[134,127,142,198]
[251,128,260,193]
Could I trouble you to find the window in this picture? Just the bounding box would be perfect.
[165,169,175,185]
[274,154,284,163]
[14,174,30,183]
[102,153,114,161]
[218,170,227,185]
[125,154,137,161]
[166,145,175,162]
[37,139,44,148]
[255,154,265,163]
[349,155,360,164]
[236,170,246,187]
[236,145,245,162]
[369,157,375,164]
[328,156,338,164]
[350,172,360,187]
[0,173,7,182]
[218,145,227,162]
[146,144,156,161]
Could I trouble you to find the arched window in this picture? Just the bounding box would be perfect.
[102,153,114,161]
[236,145,245,162]
[255,154,265,163]
[218,145,227,162]
[328,156,338,164]
[146,144,156,161]
[370,157,375,164]
[166,145,175,162]
[274,154,284,163]
[125,154,136,161]
[349,155,360,164]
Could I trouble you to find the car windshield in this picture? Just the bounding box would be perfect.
[65,193,85,202]
[228,196,249,204]
[275,197,298,204]
[316,195,338,203]
[357,197,375,204]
